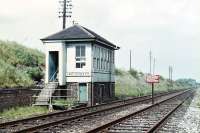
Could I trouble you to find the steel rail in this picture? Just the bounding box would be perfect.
[0,89,186,133]
[86,89,193,133]
[13,91,181,133]
[14,90,189,133]
[2,90,185,133]
[0,89,180,127]
[146,92,194,133]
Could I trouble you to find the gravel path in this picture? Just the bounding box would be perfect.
[158,89,200,133]
[177,89,200,133]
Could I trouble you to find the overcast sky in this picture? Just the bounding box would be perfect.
[0,0,199,81]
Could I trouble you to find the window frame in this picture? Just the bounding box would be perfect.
[75,45,86,68]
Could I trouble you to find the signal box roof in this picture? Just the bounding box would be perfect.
[41,25,120,50]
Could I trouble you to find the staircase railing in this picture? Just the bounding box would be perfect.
[33,83,58,106]
[49,69,58,82]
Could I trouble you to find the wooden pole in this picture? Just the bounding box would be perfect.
[62,0,66,29]
[130,50,132,71]
[152,83,154,104]
[149,51,152,75]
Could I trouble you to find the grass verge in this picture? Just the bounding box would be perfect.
[0,106,49,121]
[53,98,77,107]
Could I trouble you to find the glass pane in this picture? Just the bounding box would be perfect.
[80,58,85,61]
[76,46,80,57]
[76,63,81,68]
[81,46,85,57]
[81,62,86,68]
[97,59,99,69]
[76,58,81,61]
[98,47,100,58]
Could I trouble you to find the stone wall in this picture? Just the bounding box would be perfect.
[0,88,39,112]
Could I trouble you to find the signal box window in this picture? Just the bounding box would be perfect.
[76,46,86,68]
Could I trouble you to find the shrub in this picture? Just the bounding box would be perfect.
[138,72,144,77]
[159,75,165,80]
[0,60,33,88]
[26,67,44,82]
[115,68,125,76]
[129,69,139,79]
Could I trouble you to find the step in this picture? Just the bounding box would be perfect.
[34,83,58,106]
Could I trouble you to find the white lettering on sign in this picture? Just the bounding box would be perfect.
[146,75,160,83]
[66,72,91,77]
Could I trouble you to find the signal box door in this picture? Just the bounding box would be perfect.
[79,83,88,102]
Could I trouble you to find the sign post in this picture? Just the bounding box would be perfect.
[146,74,160,104]
[152,83,154,104]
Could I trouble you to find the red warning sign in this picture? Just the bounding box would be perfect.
[146,75,160,83]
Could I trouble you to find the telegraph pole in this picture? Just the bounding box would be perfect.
[169,66,171,81]
[59,0,72,29]
[153,58,156,75]
[168,66,173,89]
[169,66,170,81]
[149,51,152,75]
[171,66,173,87]
[149,51,153,104]
[130,50,132,71]
[63,0,66,29]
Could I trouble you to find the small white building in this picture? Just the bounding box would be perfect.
[41,24,120,105]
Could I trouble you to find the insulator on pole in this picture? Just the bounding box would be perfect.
[59,0,73,29]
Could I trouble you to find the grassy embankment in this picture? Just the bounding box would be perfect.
[115,68,190,99]
[0,40,44,88]
[0,40,46,121]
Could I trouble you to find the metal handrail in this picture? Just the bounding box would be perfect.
[33,96,76,98]
[32,89,74,91]
[49,68,58,81]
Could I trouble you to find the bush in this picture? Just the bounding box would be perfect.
[138,72,144,77]
[26,67,44,81]
[0,60,33,88]
[129,69,139,79]
[115,68,125,76]
[160,75,164,80]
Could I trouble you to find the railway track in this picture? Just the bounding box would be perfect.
[87,89,194,133]
[0,89,189,133]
